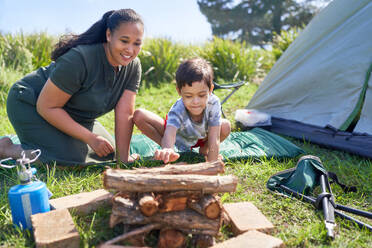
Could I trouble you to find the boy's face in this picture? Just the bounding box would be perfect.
[177,81,214,120]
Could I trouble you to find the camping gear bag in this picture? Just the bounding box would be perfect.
[267,155,355,196]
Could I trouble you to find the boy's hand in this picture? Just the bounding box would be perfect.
[154,148,180,164]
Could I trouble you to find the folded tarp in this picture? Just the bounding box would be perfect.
[130,128,304,161]
[1,128,304,164]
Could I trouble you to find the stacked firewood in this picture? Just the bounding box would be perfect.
[102,160,238,248]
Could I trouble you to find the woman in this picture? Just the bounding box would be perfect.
[0,9,143,165]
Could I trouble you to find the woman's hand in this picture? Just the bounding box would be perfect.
[154,148,180,164]
[87,135,114,157]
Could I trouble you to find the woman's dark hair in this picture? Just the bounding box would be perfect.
[176,58,214,90]
[51,9,143,61]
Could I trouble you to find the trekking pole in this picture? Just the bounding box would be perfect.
[279,185,372,232]
[319,174,336,239]
[335,204,372,219]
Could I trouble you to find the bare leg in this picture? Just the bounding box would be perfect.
[133,108,166,146]
[199,119,231,158]
[220,118,231,142]
[0,137,24,159]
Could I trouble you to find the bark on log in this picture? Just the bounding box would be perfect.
[102,223,162,246]
[157,229,186,248]
[187,195,221,219]
[110,213,123,228]
[111,196,220,235]
[138,193,159,217]
[124,160,224,175]
[104,172,237,193]
[124,224,147,247]
[158,191,202,200]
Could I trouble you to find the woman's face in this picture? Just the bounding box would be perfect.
[105,22,144,67]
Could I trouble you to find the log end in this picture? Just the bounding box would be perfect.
[158,229,186,248]
[215,160,225,174]
[205,202,221,219]
[102,169,109,189]
[140,202,159,217]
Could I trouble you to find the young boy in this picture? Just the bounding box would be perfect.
[133,58,231,163]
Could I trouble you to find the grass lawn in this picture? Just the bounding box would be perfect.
[0,81,371,247]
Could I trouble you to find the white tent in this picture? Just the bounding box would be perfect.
[247,0,372,158]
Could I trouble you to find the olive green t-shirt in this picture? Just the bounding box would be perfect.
[7,43,141,165]
[48,43,141,123]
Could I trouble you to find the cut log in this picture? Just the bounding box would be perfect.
[188,195,221,219]
[138,193,159,217]
[157,229,186,248]
[104,171,237,193]
[158,194,188,213]
[111,195,145,226]
[125,160,224,175]
[111,195,221,235]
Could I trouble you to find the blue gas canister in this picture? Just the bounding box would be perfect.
[1,150,52,230]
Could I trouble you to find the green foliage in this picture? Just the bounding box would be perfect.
[200,37,273,83]
[138,38,197,87]
[271,27,301,61]
[0,32,55,73]
[0,34,33,74]
[0,33,274,88]
[0,67,23,105]
[22,32,55,69]
[197,0,326,46]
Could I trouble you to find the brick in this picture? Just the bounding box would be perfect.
[223,202,274,235]
[31,208,80,248]
[212,230,284,248]
[49,189,113,216]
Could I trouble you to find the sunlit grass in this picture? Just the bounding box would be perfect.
[0,33,371,247]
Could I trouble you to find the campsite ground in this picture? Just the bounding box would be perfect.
[0,82,371,247]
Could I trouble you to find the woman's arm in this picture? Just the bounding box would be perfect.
[114,90,136,162]
[206,125,221,162]
[36,79,114,157]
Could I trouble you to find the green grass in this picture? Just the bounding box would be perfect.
[1,76,371,247]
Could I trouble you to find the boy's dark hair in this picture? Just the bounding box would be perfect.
[175,58,214,89]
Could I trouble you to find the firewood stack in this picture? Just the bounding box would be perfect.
[102,160,238,248]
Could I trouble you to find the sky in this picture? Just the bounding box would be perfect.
[0,0,213,44]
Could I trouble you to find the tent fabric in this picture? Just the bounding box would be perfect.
[130,128,304,161]
[248,0,372,133]
[269,117,372,159]
[354,65,372,134]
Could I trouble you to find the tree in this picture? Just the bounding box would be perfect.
[197,0,330,47]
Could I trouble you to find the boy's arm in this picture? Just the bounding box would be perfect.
[154,125,180,163]
[207,125,221,162]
